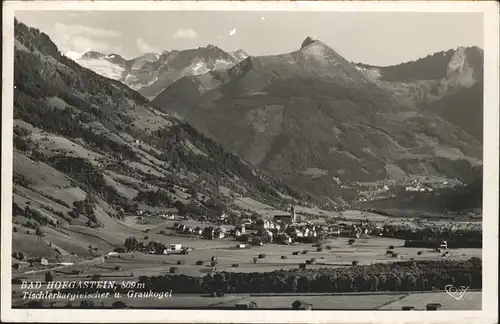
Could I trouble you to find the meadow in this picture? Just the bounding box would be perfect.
[12,291,481,310]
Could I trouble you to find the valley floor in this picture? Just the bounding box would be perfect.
[12,290,482,310]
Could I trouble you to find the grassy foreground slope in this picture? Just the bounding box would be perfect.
[11,19,309,260]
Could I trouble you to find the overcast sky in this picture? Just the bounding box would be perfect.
[15,11,483,66]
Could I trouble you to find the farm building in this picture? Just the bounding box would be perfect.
[426,303,442,311]
[402,306,416,311]
[12,263,24,270]
[292,300,313,310]
[235,301,257,309]
[218,213,227,222]
[160,214,175,220]
[29,257,49,265]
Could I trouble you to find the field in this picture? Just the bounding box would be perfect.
[14,234,481,281]
[379,291,482,310]
[12,291,481,310]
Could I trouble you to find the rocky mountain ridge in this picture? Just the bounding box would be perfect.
[13,19,308,243]
[152,37,483,204]
[353,46,483,107]
[72,46,249,100]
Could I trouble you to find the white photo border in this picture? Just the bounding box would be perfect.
[2,1,498,323]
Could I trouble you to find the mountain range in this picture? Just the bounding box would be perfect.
[149,37,482,204]
[13,19,320,258]
[11,19,484,261]
[71,46,249,100]
[12,18,483,235]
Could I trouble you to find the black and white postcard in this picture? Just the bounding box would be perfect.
[1,1,498,323]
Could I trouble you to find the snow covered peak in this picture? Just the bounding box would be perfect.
[137,52,160,62]
[75,56,126,80]
[231,49,249,61]
[80,50,106,60]
[65,51,84,61]
[65,48,93,61]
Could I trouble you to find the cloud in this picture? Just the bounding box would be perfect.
[64,50,84,60]
[61,35,122,56]
[53,21,122,56]
[173,28,198,40]
[136,37,160,54]
[229,28,236,36]
[54,22,122,38]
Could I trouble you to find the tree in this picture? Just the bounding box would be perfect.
[202,274,213,293]
[112,301,127,309]
[297,277,310,293]
[286,276,299,293]
[388,275,402,291]
[370,275,380,291]
[124,236,139,251]
[35,227,44,237]
[45,271,54,283]
[80,300,95,308]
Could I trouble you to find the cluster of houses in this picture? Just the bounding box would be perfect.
[243,220,376,245]
[173,222,230,239]
[168,204,387,246]
[130,241,190,255]
[229,205,379,246]
[13,255,76,270]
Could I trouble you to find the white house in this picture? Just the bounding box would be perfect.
[170,244,183,251]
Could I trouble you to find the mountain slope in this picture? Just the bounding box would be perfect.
[12,20,308,259]
[73,46,249,100]
[354,46,483,106]
[153,38,482,204]
[420,82,483,142]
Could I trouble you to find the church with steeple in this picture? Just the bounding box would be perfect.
[273,201,297,224]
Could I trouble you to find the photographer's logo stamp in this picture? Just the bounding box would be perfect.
[445,285,469,300]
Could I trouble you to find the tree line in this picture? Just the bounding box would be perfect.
[132,258,481,294]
